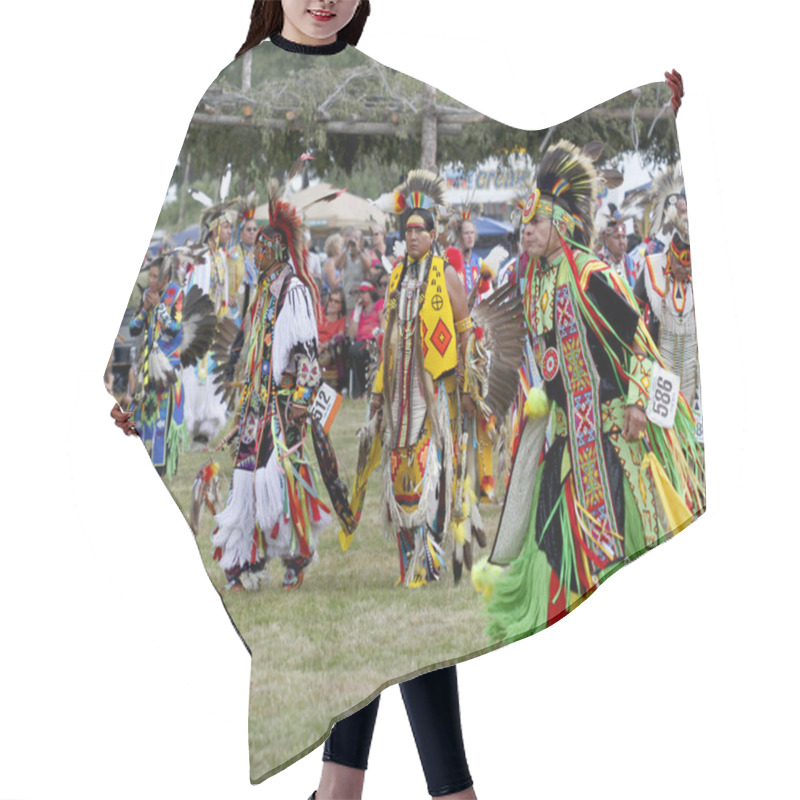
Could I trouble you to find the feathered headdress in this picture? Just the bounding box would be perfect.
[649,163,688,244]
[448,201,484,243]
[597,203,630,239]
[523,140,608,250]
[200,200,237,244]
[262,177,321,317]
[392,169,447,221]
[237,190,258,223]
[509,183,530,231]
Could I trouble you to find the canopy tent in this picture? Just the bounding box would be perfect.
[469,215,516,261]
[164,223,201,248]
[255,183,389,239]
[149,223,202,256]
[472,215,514,238]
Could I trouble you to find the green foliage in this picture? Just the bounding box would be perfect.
[170,46,677,228]
[324,152,407,199]
[155,189,207,232]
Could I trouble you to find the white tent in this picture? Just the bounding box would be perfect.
[255,182,389,237]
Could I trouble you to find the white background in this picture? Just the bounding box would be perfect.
[1,2,795,798]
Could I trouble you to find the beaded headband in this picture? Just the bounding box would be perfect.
[521,188,577,234]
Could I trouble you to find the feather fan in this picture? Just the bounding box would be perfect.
[209,317,242,410]
[180,285,216,368]
[649,163,687,243]
[148,345,178,393]
[468,282,527,420]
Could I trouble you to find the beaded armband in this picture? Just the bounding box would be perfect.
[455,316,474,335]
[626,353,653,409]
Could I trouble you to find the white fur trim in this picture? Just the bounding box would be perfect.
[272,279,318,383]
[213,468,256,571]
[254,456,287,545]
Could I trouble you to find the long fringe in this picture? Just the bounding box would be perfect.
[403,528,447,587]
[486,541,551,642]
[253,452,329,560]
[380,380,454,540]
[381,289,398,440]
[164,419,186,480]
[485,454,551,641]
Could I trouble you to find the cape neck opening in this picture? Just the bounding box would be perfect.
[270,33,347,55]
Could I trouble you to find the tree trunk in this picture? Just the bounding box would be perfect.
[176,151,191,232]
[242,51,252,92]
[420,83,437,169]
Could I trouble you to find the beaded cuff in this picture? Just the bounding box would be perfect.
[455,316,474,334]
[626,353,653,409]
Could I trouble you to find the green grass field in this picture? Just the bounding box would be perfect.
[168,397,502,781]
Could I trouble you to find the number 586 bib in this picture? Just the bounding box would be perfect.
[646,363,681,428]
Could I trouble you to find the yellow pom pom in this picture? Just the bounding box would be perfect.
[524,387,550,419]
[471,556,504,600]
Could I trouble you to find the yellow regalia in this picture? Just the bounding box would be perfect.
[373,252,459,586]
[373,254,457,393]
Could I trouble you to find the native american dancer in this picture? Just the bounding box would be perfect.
[482,141,704,641]
[338,172,464,587]
[128,253,216,479]
[447,206,504,509]
[343,171,524,586]
[182,203,238,446]
[634,166,700,415]
[598,215,639,289]
[212,181,353,592]
[227,191,260,328]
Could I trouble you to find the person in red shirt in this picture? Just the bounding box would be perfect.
[347,279,383,398]
[318,287,348,390]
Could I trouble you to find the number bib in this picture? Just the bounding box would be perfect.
[309,383,343,435]
[646,363,680,428]
[692,397,704,444]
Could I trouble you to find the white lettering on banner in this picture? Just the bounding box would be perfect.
[471,170,530,191]
[646,363,680,428]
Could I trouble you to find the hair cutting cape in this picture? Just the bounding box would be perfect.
[108,38,704,782]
